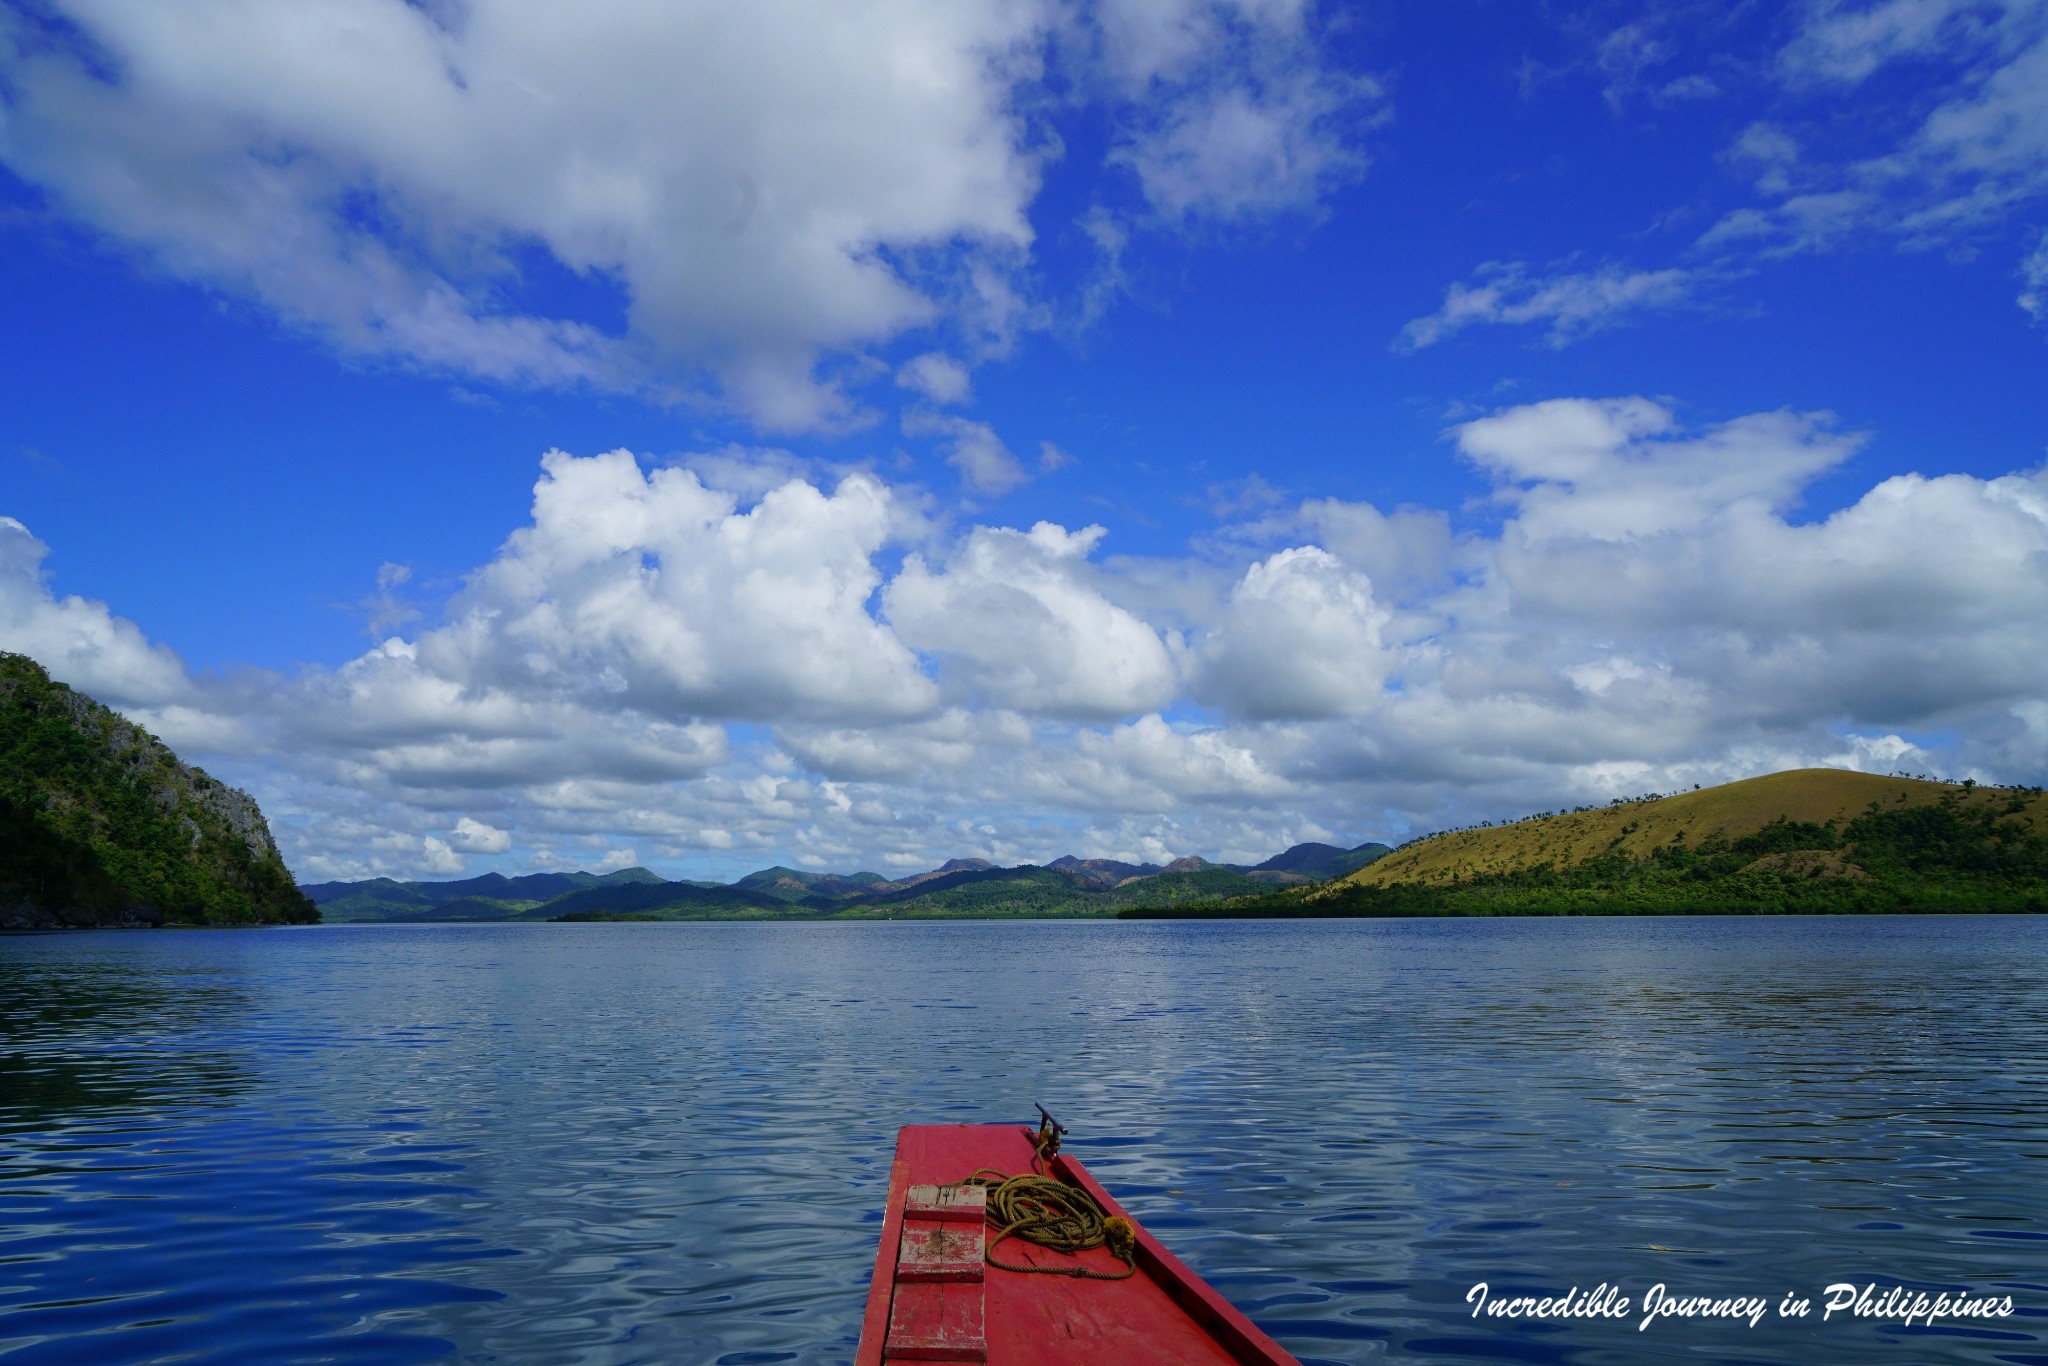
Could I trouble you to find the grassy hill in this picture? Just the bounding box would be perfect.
[1340,770,2044,890]
[1124,769,2048,919]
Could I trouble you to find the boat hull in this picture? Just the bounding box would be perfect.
[855,1124,1300,1365]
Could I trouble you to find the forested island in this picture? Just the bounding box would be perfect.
[0,653,316,928]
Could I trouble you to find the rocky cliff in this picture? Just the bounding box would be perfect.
[0,653,316,928]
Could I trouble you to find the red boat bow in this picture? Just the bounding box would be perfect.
[856,1123,1301,1365]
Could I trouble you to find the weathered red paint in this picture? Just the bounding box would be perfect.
[855,1124,1302,1366]
[899,1221,988,1283]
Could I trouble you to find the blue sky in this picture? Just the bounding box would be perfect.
[3,0,2046,882]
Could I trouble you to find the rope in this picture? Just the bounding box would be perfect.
[960,1129,1137,1281]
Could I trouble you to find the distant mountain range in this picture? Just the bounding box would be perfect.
[303,840,1393,922]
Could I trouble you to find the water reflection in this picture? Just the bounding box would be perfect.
[0,959,253,1126]
[0,917,2043,1364]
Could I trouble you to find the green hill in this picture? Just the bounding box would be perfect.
[0,653,315,928]
[1105,866,1289,905]
[379,895,546,923]
[534,879,795,920]
[1249,840,1393,880]
[733,866,891,902]
[313,866,670,922]
[826,866,1102,918]
[817,863,1299,918]
[1124,769,2048,919]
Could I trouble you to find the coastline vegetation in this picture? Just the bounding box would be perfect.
[1122,772,2048,919]
[0,653,316,927]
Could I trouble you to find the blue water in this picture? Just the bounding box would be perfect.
[2,916,2045,1365]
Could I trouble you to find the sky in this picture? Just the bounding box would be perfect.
[3,0,2047,883]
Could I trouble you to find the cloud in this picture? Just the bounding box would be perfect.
[1038,441,1076,473]
[356,562,421,638]
[1396,262,1697,351]
[0,2,1064,431]
[1695,190,1876,256]
[420,836,465,876]
[2024,228,2048,318]
[449,816,513,854]
[1700,2,2048,262]
[1727,121,1802,196]
[901,410,1030,496]
[1451,398,1860,541]
[1289,498,1456,594]
[0,517,191,710]
[288,636,734,789]
[886,521,1178,717]
[895,353,974,406]
[1778,0,2015,85]
[5,409,2046,881]
[1081,0,1382,225]
[1192,546,1391,718]
[0,1,1377,430]
[591,847,640,874]
[1112,62,1373,223]
[419,449,935,725]
[1501,4,2048,341]
[1441,400,2048,747]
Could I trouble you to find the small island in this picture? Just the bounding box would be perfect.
[0,653,317,929]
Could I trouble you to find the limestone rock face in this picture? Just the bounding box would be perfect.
[0,653,316,927]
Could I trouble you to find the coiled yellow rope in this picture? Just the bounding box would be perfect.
[961,1124,1137,1281]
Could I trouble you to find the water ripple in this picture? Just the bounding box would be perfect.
[1,916,2045,1363]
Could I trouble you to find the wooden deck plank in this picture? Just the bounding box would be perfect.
[898,1219,986,1283]
[907,1183,988,1223]
[886,1281,989,1362]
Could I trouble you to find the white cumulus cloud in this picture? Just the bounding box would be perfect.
[450,816,513,854]
[0,517,192,711]
[423,450,935,724]
[1193,547,1391,718]
[5,405,2046,881]
[0,1,1377,430]
[887,522,1178,717]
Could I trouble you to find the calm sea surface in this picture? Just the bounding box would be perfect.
[2,916,2045,1365]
